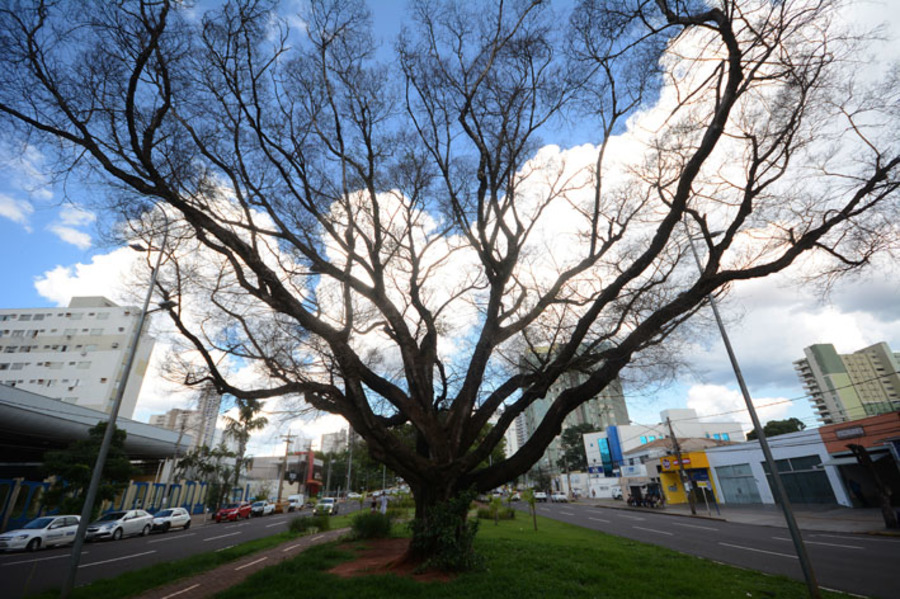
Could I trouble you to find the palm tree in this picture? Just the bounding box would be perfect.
[223,399,268,497]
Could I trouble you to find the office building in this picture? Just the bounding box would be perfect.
[794,342,900,425]
[518,346,631,474]
[0,297,154,420]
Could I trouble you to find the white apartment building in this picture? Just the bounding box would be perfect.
[0,297,154,420]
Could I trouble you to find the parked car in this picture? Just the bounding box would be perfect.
[314,497,339,516]
[510,492,521,501]
[347,492,362,500]
[534,491,548,502]
[251,501,275,517]
[215,502,253,522]
[85,510,153,541]
[152,507,192,532]
[0,515,80,552]
[551,492,568,503]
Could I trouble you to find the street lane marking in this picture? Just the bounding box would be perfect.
[204,532,242,542]
[234,557,268,571]
[633,526,673,536]
[719,542,797,559]
[560,511,575,516]
[814,534,900,544]
[772,536,863,550]
[265,522,284,528]
[282,544,302,552]
[619,514,645,521]
[671,522,719,532]
[160,584,200,599]
[3,552,85,566]
[80,550,156,568]
[149,533,197,544]
[312,535,324,541]
[215,545,235,552]
[588,517,610,523]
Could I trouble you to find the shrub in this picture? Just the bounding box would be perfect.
[289,514,331,534]
[351,512,392,539]
[476,507,515,521]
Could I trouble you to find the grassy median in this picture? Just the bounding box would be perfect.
[218,515,850,599]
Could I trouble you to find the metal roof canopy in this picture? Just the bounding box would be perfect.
[0,385,192,463]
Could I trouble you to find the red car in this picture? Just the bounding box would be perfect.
[214,502,252,523]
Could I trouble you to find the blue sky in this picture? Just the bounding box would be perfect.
[2,1,899,454]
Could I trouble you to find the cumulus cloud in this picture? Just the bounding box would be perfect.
[685,384,791,434]
[0,193,34,230]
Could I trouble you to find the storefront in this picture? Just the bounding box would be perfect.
[658,451,719,506]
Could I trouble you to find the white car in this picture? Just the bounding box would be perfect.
[0,515,80,552]
[551,492,568,503]
[534,491,548,502]
[314,497,339,516]
[347,492,362,500]
[152,507,192,532]
[251,501,275,517]
[85,509,154,541]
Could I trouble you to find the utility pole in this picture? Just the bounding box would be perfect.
[685,225,821,598]
[345,429,354,498]
[666,417,696,515]
[276,432,295,503]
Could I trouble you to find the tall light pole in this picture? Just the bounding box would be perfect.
[61,218,171,599]
[685,226,821,599]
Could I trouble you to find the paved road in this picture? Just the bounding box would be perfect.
[530,501,900,599]
[1,504,361,599]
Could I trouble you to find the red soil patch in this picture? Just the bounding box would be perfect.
[328,537,455,583]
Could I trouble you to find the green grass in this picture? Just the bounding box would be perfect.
[217,515,850,599]
[26,515,345,599]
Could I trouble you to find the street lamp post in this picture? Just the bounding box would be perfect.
[685,227,821,599]
[61,221,171,599]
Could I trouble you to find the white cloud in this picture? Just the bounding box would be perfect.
[34,248,138,306]
[59,204,96,227]
[0,193,34,230]
[48,224,92,249]
[685,384,790,433]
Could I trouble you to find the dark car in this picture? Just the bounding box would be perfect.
[214,502,253,523]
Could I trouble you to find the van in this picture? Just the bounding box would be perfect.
[287,494,305,512]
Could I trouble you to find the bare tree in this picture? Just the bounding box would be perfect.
[2,0,898,563]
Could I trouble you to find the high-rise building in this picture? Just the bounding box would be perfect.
[794,342,900,425]
[0,297,154,419]
[518,347,631,474]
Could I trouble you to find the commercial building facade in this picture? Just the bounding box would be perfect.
[0,297,154,420]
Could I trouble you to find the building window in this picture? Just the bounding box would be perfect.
[19,314,32,322]
[64,328,77,336]
[713,433,721,440]
[640,436,647,444]
[722,433,730,441]
[4,346,16,353]
[97,312,110,320]
[77,361,91,369]
[90,328,103,336]
[33,314,44,321]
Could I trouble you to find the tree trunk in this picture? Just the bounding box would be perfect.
[402,482,481,571]
[848,444,898,529]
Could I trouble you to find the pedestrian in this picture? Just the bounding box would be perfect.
[379,492,388,514]
[371,496,377,513]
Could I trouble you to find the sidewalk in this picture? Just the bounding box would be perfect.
[134,527,348,599]
[580,498,897,535]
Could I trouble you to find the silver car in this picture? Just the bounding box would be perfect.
[151,507,192,532]
[0,515,80,552]
[85,509,153,541]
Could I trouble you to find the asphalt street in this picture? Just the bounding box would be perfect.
[1,503,361,599]
[530,501,900,599]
